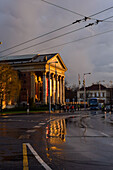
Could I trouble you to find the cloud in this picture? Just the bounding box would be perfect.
[0,0,113,86]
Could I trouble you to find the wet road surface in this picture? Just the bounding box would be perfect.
[0,112,113,169]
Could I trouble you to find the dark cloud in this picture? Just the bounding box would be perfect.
[0,0,113,85]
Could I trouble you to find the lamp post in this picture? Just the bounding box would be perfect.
[83,72,91,110]
[49,61,58,113]
[109,80,112,111]
[0,42,2,112]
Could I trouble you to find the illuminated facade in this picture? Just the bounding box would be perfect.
[0,53,67,105]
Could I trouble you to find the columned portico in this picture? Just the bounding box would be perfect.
[55,74,59,104]
[59,76,62,104]
[52,74,55,104]
[2,53,67,105]
[43,72,47,104]
[31,72,35,102]
[62,77,65,104]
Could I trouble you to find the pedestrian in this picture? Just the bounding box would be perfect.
[78,104,80,111]
[71,105,74,112]
[64,105,66,112]
[67,105,69,112]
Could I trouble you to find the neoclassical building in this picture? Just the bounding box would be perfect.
[1,53,67,105]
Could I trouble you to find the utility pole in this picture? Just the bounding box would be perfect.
[0,42,3,112]
[83,73,91,110]
[110,81,112,111]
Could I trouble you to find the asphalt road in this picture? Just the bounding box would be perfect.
[0,111,113,170]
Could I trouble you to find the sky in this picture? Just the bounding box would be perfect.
[0,0,113,87]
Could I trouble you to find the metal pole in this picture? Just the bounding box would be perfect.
[99,81,100,98]
[27,89,29,114]
[49,63,51,113]
[110,81,112,111]
[83,73,91,110]
[83,74,86,110]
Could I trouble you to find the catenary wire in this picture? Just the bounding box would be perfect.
[41,0,85,17]
[0,23,73,54]
[1,28,113,59]
[35,29,113,53]
[41,0,113,22]
[1,14,113,58]
[0,27,85,58]
[1,4,113,54]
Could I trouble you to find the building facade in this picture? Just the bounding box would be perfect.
[77,84,110,104]
[0,53,67,106]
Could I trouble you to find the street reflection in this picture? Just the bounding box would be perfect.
[46,119,66,142]
[45,119,66,161]
[0,122,7,136]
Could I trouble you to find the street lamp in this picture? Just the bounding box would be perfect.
[109,81,112,111]
[83,72,91,110]
[49,61,58,113]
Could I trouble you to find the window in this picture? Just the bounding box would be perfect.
[80,93,83,98]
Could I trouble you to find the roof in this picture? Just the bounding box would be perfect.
[0,53,67,71]
[79,84,107,91]
[0,53,57,63]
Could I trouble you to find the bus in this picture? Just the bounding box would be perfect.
[88,98,104,110]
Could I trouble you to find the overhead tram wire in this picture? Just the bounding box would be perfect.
[0,27,85,58]
[1,28,113,60]
[35,29,113,53]
[41,0,85,17]
[0,23,73,54]
[1,13,113,58]
[1,5,113,55]
[41,0,113,23]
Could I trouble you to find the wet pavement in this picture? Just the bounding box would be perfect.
[0,111,113,169]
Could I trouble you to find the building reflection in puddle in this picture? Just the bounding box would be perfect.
[45,119,67,161]
[46,119,66,141]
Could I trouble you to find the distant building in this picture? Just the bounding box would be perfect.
[0,53,67,106]
[65,87,78,103]
[77,84,110,104]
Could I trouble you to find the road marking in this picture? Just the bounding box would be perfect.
[25,143,52,170]
[39,122,45,125]
[100,132,109,137]
[23,143,29,170]
[26,129,36,133]
[33,125,41,128]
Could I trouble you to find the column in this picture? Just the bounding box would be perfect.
[52,74,55,104]
[31,72,35,103]
[55,75,58,104]
[43,72,47,104]
[62,77,65,104]
[59,76,62,104]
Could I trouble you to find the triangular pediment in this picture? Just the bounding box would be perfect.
[47,53,67,71]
